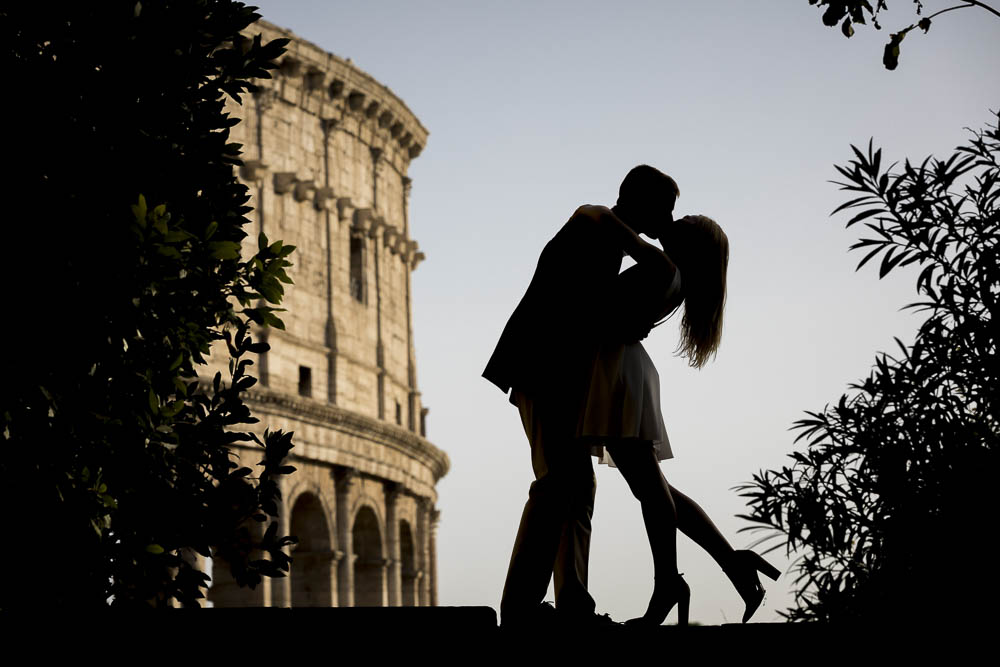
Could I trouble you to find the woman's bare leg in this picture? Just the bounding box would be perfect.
[607,450,774,623]
[668,484,736,568]
[668,483,777,623]
[605,443,678,579]
[605,442,688,623]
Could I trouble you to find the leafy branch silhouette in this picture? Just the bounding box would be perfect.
[807,0,1000,69]
[735,111,999,622]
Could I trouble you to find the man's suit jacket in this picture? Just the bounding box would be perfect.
[482,208,626,408]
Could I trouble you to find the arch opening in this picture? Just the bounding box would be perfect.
[352,506,384,607]
[290,492,334,607]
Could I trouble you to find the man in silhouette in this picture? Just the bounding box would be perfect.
[483,165,680,626]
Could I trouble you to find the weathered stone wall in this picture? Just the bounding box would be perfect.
[203,20,445,608]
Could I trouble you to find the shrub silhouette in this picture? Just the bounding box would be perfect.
[1,2,297,607]
[737,111,999,622]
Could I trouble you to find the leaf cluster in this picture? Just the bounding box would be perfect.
[1,2,298,608]
[735,111,999,622]
[806,1,1000,69]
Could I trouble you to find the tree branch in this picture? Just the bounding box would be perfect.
[924,4,969,20]
[921,3,982,22]
[895,2,1000,44]
[963,1,1000,20]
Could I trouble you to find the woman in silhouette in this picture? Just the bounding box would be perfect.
[576,206,779,626]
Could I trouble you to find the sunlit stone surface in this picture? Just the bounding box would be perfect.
[201,20,447,608]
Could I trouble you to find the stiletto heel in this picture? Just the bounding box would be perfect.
[753,553,781,581]
[722,550,781,623]
[625,573,690,627]
[677,586,690,627]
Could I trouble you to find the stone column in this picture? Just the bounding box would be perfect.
[251,86,275,250]
[429,508,440,607]
[379,558,391,607]
[385,483,402,606]
[334,466,358,607]
[369,145,387,423]
[321,117,339,406]
[257,329,270,388]
[403,567,420,608]
[369,214,387,421]
[256,518,273,608]
[417,498,431,607]
[330,550,343,607]
[319,550,339,608]
[249,88,274,395]
[271,488,291,608]
[402,176,420,433]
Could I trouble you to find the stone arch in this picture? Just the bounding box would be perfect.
[352,504,385,607]
[348,492,386,531]
[289,491,335,607]
[399,519,417,607]
[286,480,337,549]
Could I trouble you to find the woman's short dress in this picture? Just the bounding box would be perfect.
[577,341,673,467]
[576,267,681,467]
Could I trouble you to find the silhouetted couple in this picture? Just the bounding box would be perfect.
[483,165,779,628]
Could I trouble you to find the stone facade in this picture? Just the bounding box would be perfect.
[202,20,447,608]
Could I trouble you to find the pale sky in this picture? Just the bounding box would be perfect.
[249,0,999,623]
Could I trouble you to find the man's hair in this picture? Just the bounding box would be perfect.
[618,165,680,209]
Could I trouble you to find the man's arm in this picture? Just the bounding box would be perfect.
[574,206,682,342]
[574,205,678,277]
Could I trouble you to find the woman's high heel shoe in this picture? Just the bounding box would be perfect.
[722,550,781,623]
[625,573,690,627]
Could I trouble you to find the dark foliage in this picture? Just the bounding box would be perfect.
[806,1,1000,69]
[736,112,999,622]
[0,2,298,608]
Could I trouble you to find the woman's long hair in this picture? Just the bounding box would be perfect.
[676,215,729,369]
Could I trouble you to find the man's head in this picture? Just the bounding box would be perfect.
[615,165,679,235]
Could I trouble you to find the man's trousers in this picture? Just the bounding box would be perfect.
[500,390,597,622]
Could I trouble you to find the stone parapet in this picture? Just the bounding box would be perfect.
[243,386,449,500]
[245,20,428,178]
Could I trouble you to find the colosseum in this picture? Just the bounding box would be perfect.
[204,19,449,608]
